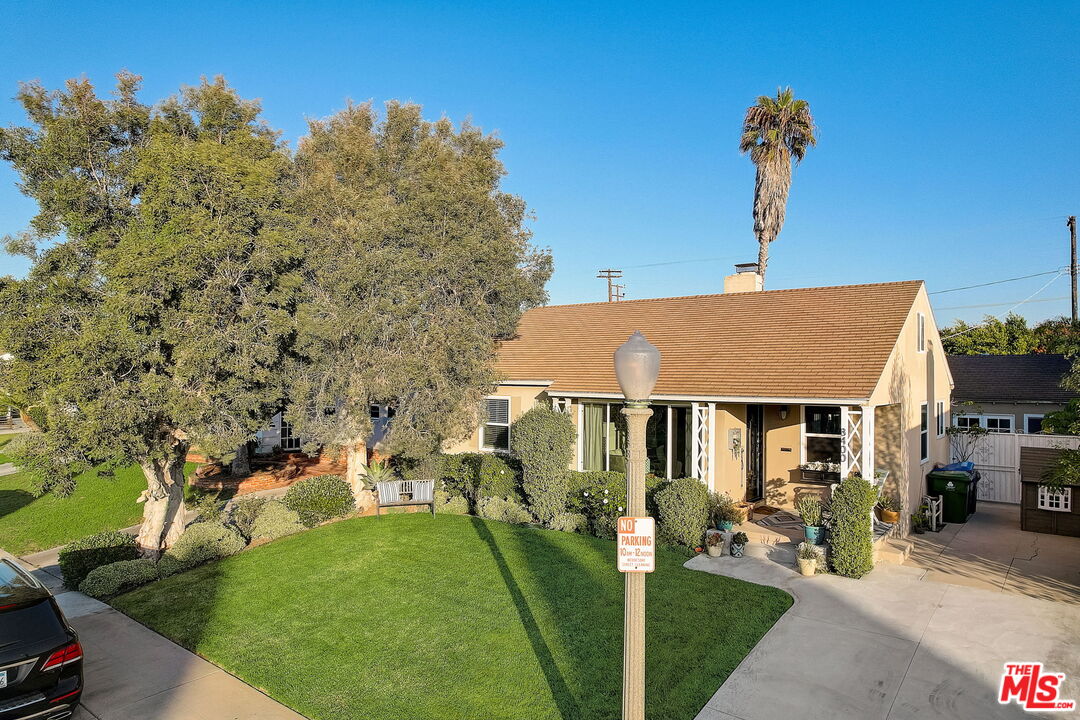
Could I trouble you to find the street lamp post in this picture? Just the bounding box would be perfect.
[613,331,661,720]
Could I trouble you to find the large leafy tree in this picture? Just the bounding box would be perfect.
[940,313,1035,355]
[739,87,816,285]
[289,102,551,498]
[738,87,812,284]
[0,74,301,553]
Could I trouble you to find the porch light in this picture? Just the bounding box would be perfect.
[614,331,660,405]
[779,405,789,420]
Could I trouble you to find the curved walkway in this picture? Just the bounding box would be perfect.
[686,541,1080,720]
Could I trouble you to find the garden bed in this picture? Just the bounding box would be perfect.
[114,513,792,720]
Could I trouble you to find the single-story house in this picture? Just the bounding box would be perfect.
[947,354,1074,434]
[446,270,953,531]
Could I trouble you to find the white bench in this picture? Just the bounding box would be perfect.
[375,480,436,517]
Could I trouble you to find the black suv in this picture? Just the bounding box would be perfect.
[0,558,82,719]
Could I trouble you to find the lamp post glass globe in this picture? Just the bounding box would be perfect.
[614,331,660,405]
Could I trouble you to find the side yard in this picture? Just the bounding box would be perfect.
[114,513,793,720]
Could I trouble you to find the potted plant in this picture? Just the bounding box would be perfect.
[705,532,724,557]
[798,461,841,484]
[877,495,901,524]
[911,505,929,534]
[794,495,824,544]
[711,492,741,531]
[796,540,824,576]
[729,531,749,557]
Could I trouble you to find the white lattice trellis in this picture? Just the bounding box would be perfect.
[691,402,712,485]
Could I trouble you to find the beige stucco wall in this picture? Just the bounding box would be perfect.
[442,384,549,454]
[868,285,953,533]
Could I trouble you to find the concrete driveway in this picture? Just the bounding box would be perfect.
[686,542,1080,720]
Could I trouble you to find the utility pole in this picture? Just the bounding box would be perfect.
[1069,216,1077,323]
[598,269,623,302]
[612,283,625,302]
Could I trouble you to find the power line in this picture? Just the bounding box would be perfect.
[929,268,1065,295]
[941,270,1067,339]
[935,295,1070,311]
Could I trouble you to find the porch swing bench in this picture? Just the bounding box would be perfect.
[374,480,436,517]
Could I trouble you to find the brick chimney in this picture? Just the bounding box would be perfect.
[724,263,763,293]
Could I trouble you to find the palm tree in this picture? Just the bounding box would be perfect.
[740,87,817,285]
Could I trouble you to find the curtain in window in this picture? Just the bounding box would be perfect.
[582,403,605,471]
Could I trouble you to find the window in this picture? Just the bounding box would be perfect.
[936,401,945,437]
[920,403,929,462]
[804,406,842,464]
[917,313,926,353]
[953,414,1013,434]
[1024,414,1045,434]
[280,418,302,452]
[481,397,511,452]
[1037,485,1072,512]
[369,404,381,419]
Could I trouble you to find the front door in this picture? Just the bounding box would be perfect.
[746,404,764,502]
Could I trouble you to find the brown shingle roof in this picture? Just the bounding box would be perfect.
[948,354,1074,404]
[497,280,923,400]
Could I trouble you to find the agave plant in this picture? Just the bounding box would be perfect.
[359,460,396,487]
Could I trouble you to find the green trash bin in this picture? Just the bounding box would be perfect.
[926,470,975,523]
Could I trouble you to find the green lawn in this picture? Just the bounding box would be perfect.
[0,433,195,556]
[116,513,791,720]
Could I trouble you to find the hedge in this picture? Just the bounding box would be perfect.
[58,531,139,588]
[229,495,268,539]
[511,405,576,524]
[79,558,159,599]
[250,500,305,541]
[282,474,355,527]
[654,477,711,547]
[158,521,246,577]
[478,496,534,525]
[829,472,879,578]
[434,490,470,515]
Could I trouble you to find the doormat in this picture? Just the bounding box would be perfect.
[755,511,802,528]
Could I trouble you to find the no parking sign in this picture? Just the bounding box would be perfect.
[617,517,655,573]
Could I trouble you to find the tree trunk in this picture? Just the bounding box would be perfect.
[136,443,189,557]
[230,442,250,477]
[345,439,376,513]
[757,239,769,288]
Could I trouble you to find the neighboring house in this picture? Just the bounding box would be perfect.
[253,405,393,456]
[947,354,1074,434]
[446,270,953,532]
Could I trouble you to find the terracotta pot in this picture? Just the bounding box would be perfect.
[735,503,753,523]
[880,508,900,524]
[797,558,816,577]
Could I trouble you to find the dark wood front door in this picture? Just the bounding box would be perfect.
[746,404,764,502]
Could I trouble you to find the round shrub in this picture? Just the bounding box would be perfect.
[828,473,879,578]
[79,558,159,599]
[229,495,268,539]
[478,496,534,525]
[282,474,355,527]
[511,405,576,524]
[549,512,587,533]
[655,477,711,547]
[250,500,305,541]
[475,454,522,503]
[158,521,246,577]
[434,490,470,515]
[59,531,139,588]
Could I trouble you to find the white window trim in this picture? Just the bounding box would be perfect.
[953,413,1015,434]
[920,403,929,463]
[917,312,926,353]
[801,405,843,465]
[1037,485,1072,512]
[936,401,946,438]
[1023,414,1045,434]
[480,396,512,453]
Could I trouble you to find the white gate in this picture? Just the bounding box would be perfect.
[954,433,1080,504]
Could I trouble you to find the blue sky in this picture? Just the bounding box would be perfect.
[1,1,1077,325]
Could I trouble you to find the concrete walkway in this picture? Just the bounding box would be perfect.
[16,551,306,720]
[906,501,1080,603]
[687,542,1080,720]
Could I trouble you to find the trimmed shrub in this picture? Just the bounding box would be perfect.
[282,474,355,527]
[434,490,470,515]
[568,471,665,536]
[654,477,711,547]
[591,514,617,540]
[79,558,159,599]
[423,453,522,511]
[250,500,305,541]
[511,405,576,524]
[478,496,534,525]
[475,454,521,503]
[828,472,879,578]
[229,495,268,539]
[549,512,587,533]
[59,531,139,588]
[158,521,246,577]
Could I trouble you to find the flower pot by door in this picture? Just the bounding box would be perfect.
[803,525,823,544]
[880,509,900,524]
[706,545,723,557]
[730,543,745,558]
[717,520,734,532]
[797,558,816,577]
